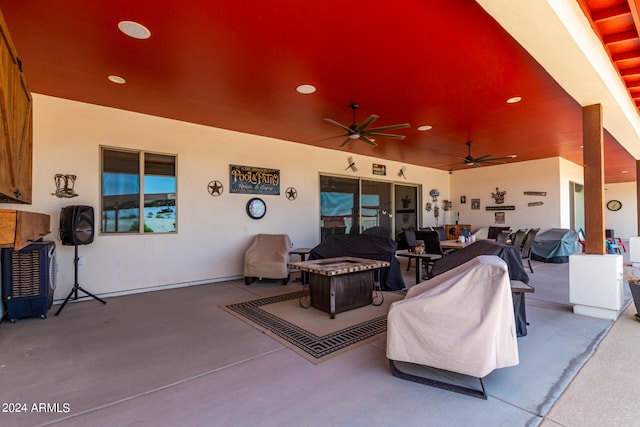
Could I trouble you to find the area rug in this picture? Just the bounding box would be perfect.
[222,290,405,364]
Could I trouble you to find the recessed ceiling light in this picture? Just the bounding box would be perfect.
[506,96,522,104]
[108,75,126,84]
[621,170,629,173]
[417,125,433,131]
[118,21,151,39]
[296,84,316,94]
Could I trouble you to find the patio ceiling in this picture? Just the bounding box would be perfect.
[0,0,639,183]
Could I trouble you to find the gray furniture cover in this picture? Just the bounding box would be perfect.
[429,239,530,336]
[308,234,405,291]
[531,228,578,263]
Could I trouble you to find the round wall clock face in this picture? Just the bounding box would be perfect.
[606,200,622,211]
[246,197,267,219]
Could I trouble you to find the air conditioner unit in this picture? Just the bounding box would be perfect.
[1,241,56,323]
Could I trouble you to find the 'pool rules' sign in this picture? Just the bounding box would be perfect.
[229,164,280,195]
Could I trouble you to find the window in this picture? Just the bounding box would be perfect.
[101,147,177,234]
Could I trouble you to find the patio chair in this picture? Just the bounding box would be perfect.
[404,229,417,271]
[387,255,519,399]
[521,228,539,273]
[496,230,511,244]
[487,226,511,240]
[606,238,622,255]
[510,229,527,248]
[415,229,453,274]
[577,228,586,252]
[243,234,291,286]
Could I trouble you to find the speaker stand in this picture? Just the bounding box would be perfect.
[55,245,106,316]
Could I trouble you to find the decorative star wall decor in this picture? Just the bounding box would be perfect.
[285,187,297,200]
[207,180,223,196]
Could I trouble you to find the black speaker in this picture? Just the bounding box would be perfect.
[60,205,94,246]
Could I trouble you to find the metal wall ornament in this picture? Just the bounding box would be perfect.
[52,174,78,198]
[429,189,440,202]
[285,187,297,200]
[207,180,223,196]
[345,156,357,172]
[491,187,506,204]
[443,200,453,211]
[398,166,407,179]
[425,202,433,212]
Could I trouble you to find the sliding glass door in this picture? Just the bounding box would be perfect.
[320,175,360,240]
[394,184,418,240]
[361,180,393,237]
[319,175,419,241]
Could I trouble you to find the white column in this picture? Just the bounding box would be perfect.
[569,253,624,320]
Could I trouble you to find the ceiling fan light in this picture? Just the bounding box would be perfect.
[349,133,360,139]
[506,96,522,104]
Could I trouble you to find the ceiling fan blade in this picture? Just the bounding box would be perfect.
[339,137,352,147]
[313,134,348,142]
[366,132,406,140]
[477,160,508,165]
[366,123,411,132]
[473,154,493,162]
[483,155,517,161]
[324,118,353,133]
[356,115,379,132]
[360,135,378,147]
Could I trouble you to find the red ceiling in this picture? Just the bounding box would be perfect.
[0,0,636,182]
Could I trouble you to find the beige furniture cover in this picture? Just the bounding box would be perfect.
[243,234,291,279]
[387,255,519,378]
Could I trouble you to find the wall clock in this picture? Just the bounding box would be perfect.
[606,200,622,211]
[246,197,267,219]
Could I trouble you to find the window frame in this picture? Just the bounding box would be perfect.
[100,146,178,235]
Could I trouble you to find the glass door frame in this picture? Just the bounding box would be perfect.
[319,173,421,241]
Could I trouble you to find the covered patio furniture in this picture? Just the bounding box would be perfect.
[387,255,519,399]
[472,227,489,240]
[308,234,405,291]
[531,228,578,263]
[429,239,530,336]
[244,234,291,286]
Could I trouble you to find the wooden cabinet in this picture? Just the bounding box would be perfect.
[0,209,50,250]
[445,224,471,240]
[0,10,33,204]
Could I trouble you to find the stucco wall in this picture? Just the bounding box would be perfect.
[4,94,451,299]
[449,157,566,232]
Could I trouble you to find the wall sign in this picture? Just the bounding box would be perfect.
[372,163,386,176]
[486,205,515,211]
[230,164,280,195]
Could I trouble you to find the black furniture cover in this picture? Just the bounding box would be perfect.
[428,239,530,336]
[308,234,405,291]
[531,228,578,264]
